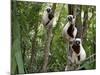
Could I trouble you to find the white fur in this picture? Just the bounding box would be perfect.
[42,10,53,28]
[62,22,77,41]
[70,38,86,64]
[62,15,77,41]
[75,38,86,62]
[68,51,78,64]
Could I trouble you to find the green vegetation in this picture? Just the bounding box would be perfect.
[11,1,96,74]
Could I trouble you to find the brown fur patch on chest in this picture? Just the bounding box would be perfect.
[72,44,80,54]
[48,13,54,20]
[67,24,74,38]
[46,13,54,25]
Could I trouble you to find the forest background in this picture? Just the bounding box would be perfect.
[11,1,96,74]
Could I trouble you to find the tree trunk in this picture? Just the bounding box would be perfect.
[28,31,37,73]
[65,5,83,71]
[65,4,77,71]
[82,6,88,41]
[75,5,82,38]
[68,4,75,15]
[27,3,42,73]
[42,4,56,72]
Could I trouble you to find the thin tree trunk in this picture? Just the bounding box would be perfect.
[68,4,75,15]
[74,5,82,70]
[42,28,53,72]
[27,3,42,73]
[42,4,56,72]
[75,5,82,38]
[82,6,88,40]
[65,5,83,71]
[28,19,39,73]
[28,32,37,73]
[65,5,77,71]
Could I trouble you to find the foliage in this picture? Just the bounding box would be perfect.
[11,1,96,74]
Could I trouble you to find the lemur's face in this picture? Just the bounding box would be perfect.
[46,7,52,13]
[75,40,80,46]
[73,38,81,46]
[67,15,75,24]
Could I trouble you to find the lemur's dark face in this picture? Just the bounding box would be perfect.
[67,15,75,22]
[73,40,80,46]
[67,15,75,23]
[46,8,52,13]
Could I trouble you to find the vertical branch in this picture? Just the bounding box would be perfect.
[42,4,56,72]
[42,27,52,72]
[74,5,82,69]
[82,6,88,40]
[68,4,75,15]
[75,5,82,38]
[65,5,83,71]
[28,3,42,73]
[28,30,37,73]
[65,4,76,71]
